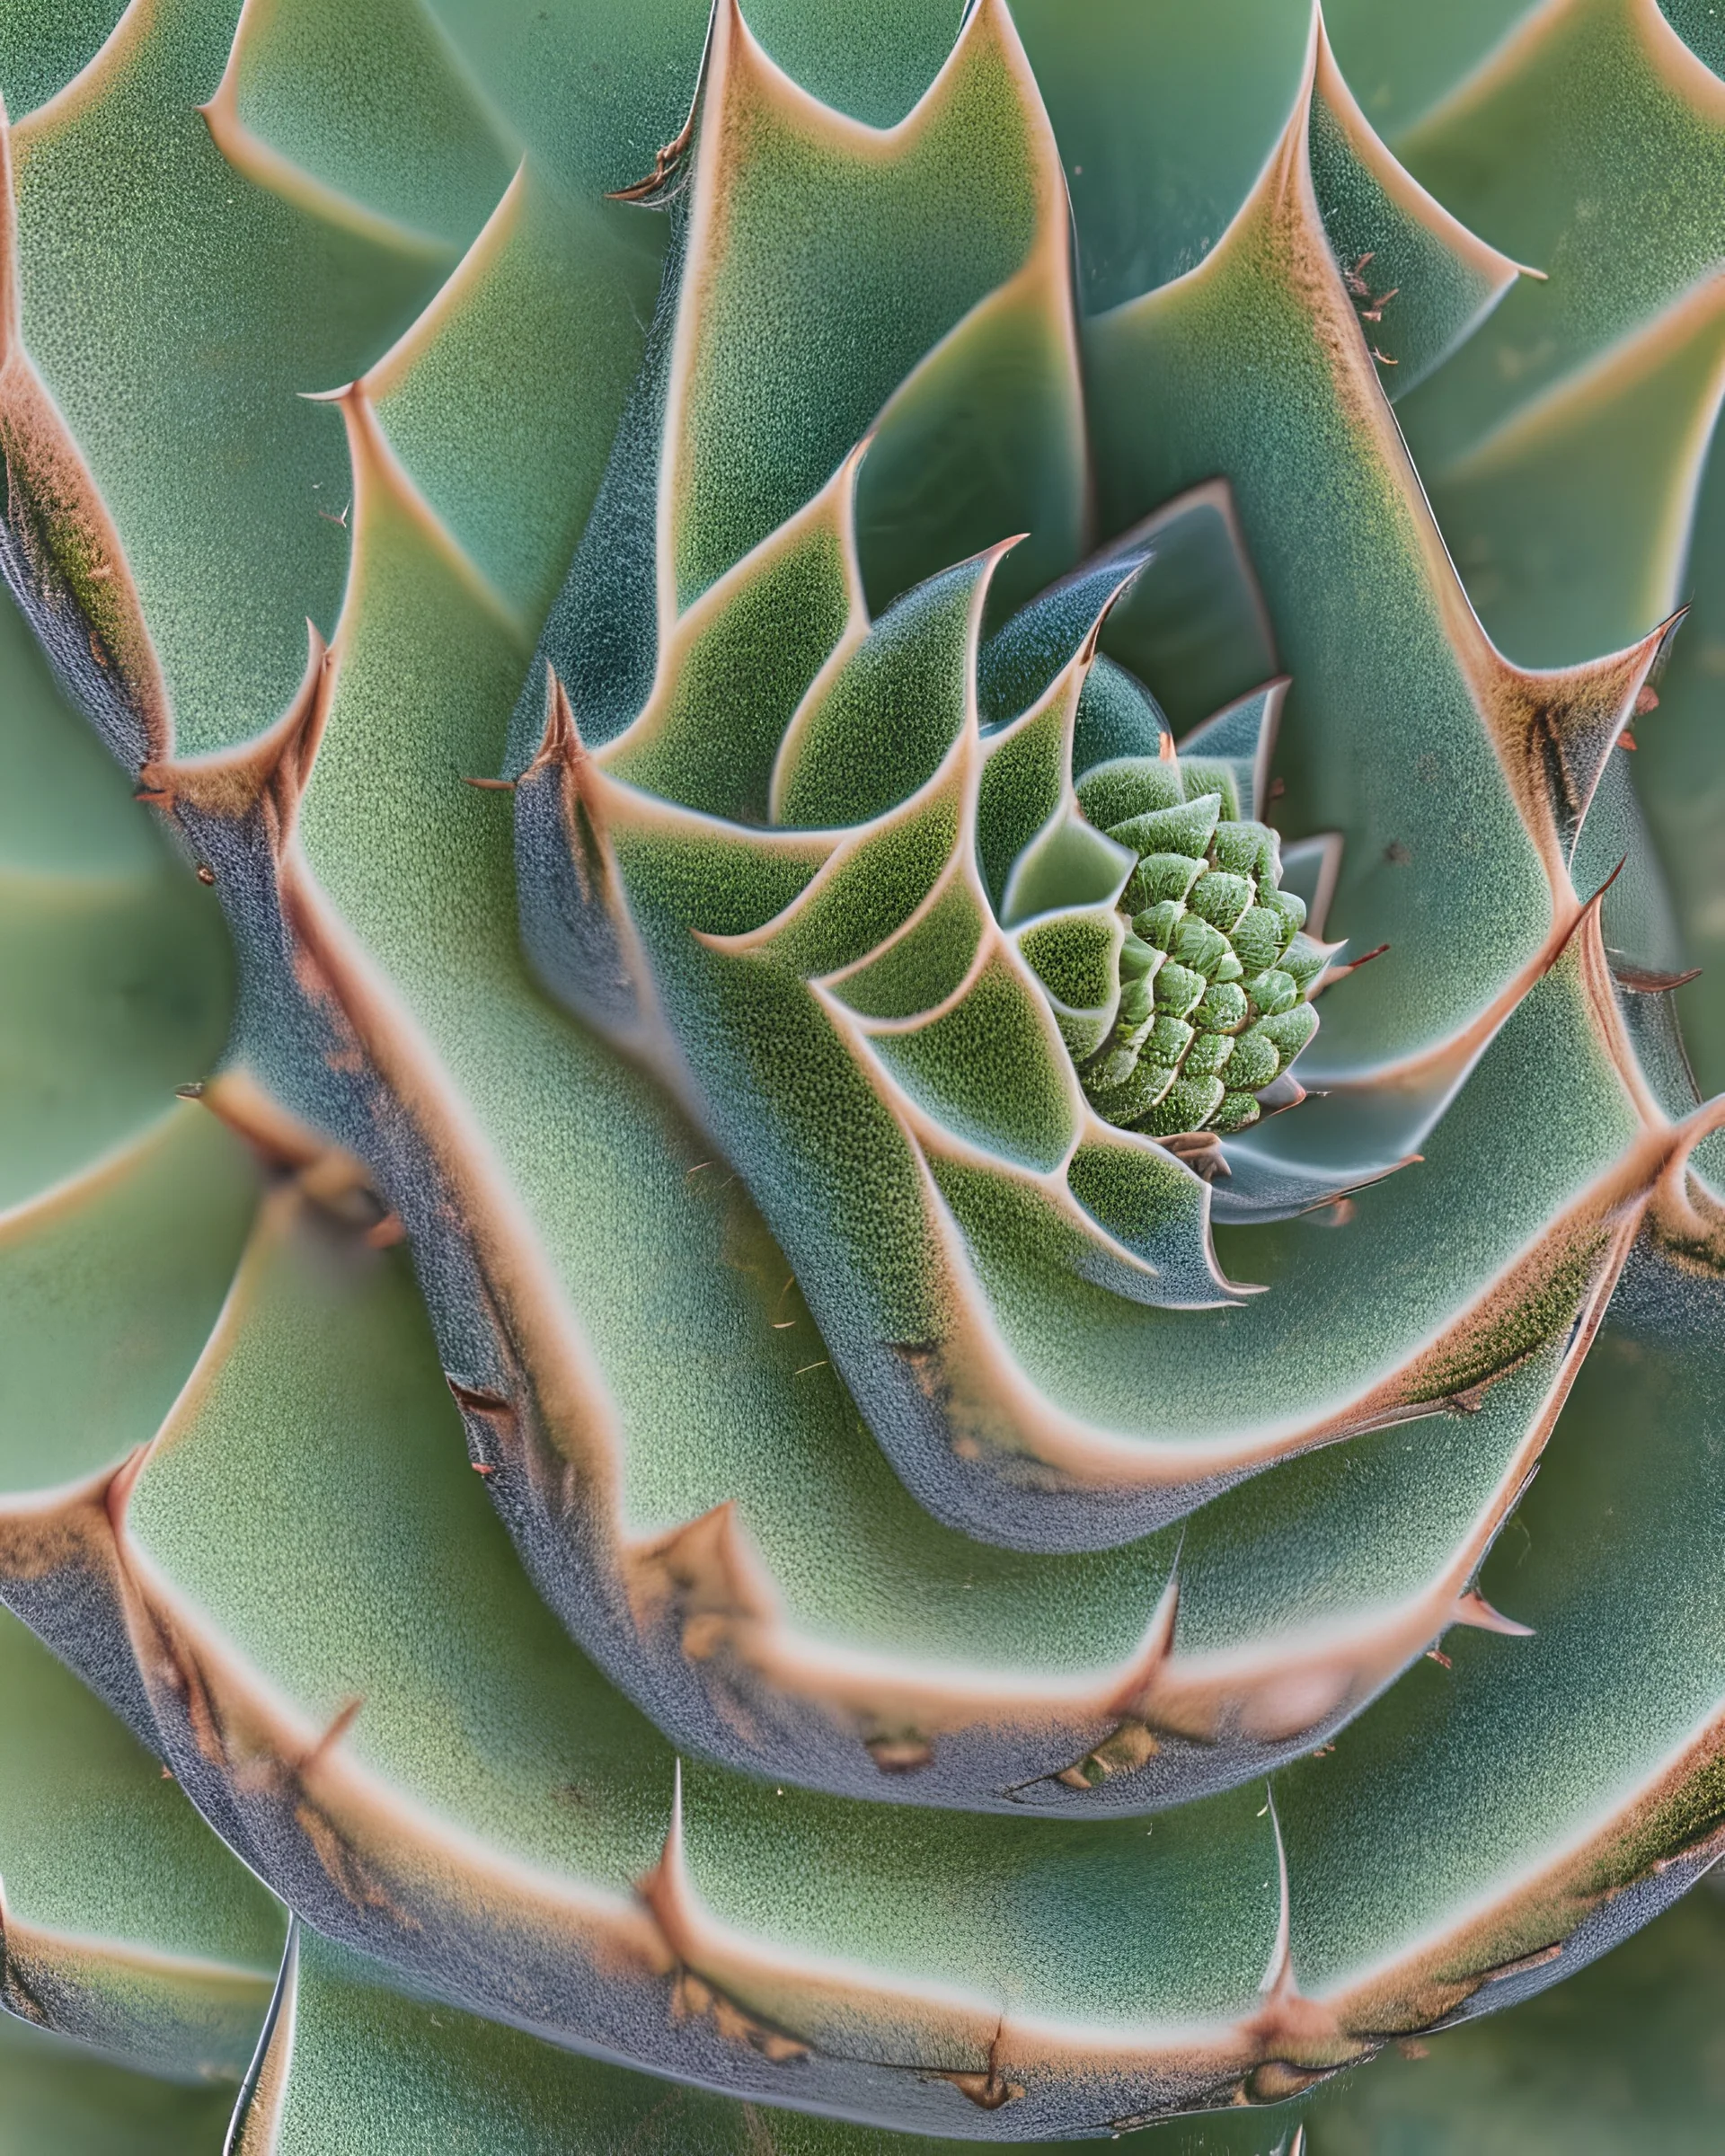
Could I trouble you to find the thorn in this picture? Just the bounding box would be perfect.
[1344,252,1375,298]
[195,863,216,885]
[942,2019,1022,2113]
[447,1376,510,1417]
[175,1081,207,1101]
[299,1695,364,1778]
[160,1764,174,1780]
[461,774,517,791]
[1614,962,1702,994]
[1396,2038,1430,2061]
[364,1212,405,1249]
[472,1462,497,1476]
[1633,684,1660,716]
[1322,941,1389,986]
[1371,346,1399,366]
[133,784,169,803]
[1158,730,1177,764]
[315,502,350,529]
[1617,728,1638,751]
[1455,1589,1535,1639]
[1425,1647,1452,1670]
[607,106,697,202]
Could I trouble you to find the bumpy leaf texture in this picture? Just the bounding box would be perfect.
[0,0,1723,2146]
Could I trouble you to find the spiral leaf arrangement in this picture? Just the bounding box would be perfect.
[2,2,1724,2149]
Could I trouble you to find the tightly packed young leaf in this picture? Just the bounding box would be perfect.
[1,2,1724,2149]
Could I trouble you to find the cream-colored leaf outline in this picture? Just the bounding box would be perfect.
[1321,1683,1725,2041]
[598,441,871,801]
[0,93,169,757]
[1433,270,1725,609]
[199,0,464,258]
[655,0,1067,631]
[119,0,1717,1814]
[1395,0,1725,169]
[1096,5,1671,1101]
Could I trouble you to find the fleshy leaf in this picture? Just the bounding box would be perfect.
[1394,0,1725,466]
[1010,0,1311,312]
[8,0,454,755]
[0,2010,234,2152]
[0,1604,282,2078]
[1084,18,1664,1077]
[1427,278,1725,666]
[665,0,1061,607]
[206,0,515,250]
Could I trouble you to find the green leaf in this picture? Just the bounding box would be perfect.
[1322,0,1544,139]
[0,1103,257,1495]
[234,1922,1306,2155]
[663,0,1059,608]
[423,0,957,203]
[232,1877,1725,2153]
[0,1604,282,2078]
[365,164,663,626]
[0,581,230,1207]
[0,2,126,120]
[1012,0,1311,313]
[1084,50,1559,1074]
[1635,437,1725,1097]
[210,0,514,250]
[1296,1881,1725,2156]
[1394,0,1725,466]
[0,2011,232,2155]
[1278,1233,1725,2035]
[9,0,456,755]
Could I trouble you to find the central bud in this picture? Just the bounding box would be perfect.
[1062,745,1322,1136]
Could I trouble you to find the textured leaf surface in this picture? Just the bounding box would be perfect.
[8,0,454,755]
[1373,0,1725,1114]
[0,1604,281,2078]
[0,0,1721,2144]
[1295,1880,1725,2154]
[230,1887,1725,2153]
[0,404,285,2086]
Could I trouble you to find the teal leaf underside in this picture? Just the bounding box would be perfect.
[0,0,1722,2147]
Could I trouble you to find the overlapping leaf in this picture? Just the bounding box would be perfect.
[0,0,1722,2146]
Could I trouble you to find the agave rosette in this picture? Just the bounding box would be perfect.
[2,0,1724,2145]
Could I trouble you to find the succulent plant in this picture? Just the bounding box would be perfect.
[4,0,1725,2149]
